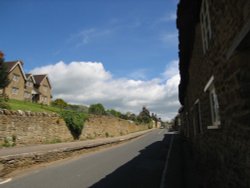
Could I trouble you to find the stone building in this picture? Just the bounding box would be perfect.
[177,0,250,187]
[1,61,52,105]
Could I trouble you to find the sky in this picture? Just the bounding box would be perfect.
[1,0,180,120]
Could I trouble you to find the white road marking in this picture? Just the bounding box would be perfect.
[159,135,174,188]
[0,178,12,184]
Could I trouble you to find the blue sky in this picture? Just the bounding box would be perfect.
[1,0,180,120]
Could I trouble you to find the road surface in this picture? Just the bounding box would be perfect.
[1,129,172,188]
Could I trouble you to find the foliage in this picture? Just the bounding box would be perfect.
[137,106,152,124]
[88,103,106,115]
[65,104,88,113]
[2,135,16,147]
[51,98,68,109]
[0,52,10,109]
[0,52,10,89]
[60,111,88,140]
[0,94,10,109]
[106,109,121,117]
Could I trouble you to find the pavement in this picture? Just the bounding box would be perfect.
[0,129,199,188]
[0,129,153,158]
[160,132,199,188]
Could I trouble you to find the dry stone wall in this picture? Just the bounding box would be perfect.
[0,110,149,147]
[82,115,148,140]
[0,109,72,146]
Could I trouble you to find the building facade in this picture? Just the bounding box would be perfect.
[177,0,250,187]
[1,61,52,105]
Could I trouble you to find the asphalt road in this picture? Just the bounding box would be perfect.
[1,129,171,188]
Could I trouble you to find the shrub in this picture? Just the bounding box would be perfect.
[0,94,10,109]
[51,98,68,109]
[88,103,106,115]
[60,111,88,140]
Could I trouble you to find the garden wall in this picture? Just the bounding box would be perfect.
[0,110,148,147]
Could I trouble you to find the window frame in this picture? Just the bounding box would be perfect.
[200,0,212,53]
[12,87,19,95]
[204,76,221,129]
[12,74,20,82]
[193,99,203,135]
[24,91,31,99]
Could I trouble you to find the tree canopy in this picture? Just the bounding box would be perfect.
[88,103,106,115]
[0,52,10,89]
[51,98,68,109]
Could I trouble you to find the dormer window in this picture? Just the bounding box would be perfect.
[200,0,212,53]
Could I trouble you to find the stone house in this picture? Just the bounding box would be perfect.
[1,61,26,101]
[1,61,52,105]
[177,0,250,187]
[33,74,52,105]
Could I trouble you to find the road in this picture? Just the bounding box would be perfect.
[1,129,172,188]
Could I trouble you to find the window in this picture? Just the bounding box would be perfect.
[193,99,202,135]
[13,74,20,82]
[209,86,220,128]
[26,81,33,88]
[12,87,19,95]
[24,92,30,98]
[204,76,220,129]
[200,0,212,53]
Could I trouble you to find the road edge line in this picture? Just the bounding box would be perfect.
[159,134,175,188]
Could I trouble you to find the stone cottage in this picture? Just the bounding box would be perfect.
[1,60,52,105]
[177,0,250,187]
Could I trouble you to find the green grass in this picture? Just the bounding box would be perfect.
[7,99,61,113]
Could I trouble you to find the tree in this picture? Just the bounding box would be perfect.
[88,103,106,115]
[0,51,10,89]
[51,98,68,109]
[0,52,10,109]
[137,106,152,124]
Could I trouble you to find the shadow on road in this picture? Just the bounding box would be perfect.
[90,133,172,188]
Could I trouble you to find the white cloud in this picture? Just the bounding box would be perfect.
[68,28,113,47]
[162,60,179,79]
[31,61,180,120]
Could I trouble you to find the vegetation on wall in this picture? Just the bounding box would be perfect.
[60,111,88,140]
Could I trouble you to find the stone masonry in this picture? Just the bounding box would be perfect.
[177,0,250,188]
[0,110,148,147]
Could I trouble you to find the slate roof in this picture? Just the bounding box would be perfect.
[33,74,52,88]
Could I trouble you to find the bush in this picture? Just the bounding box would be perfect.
[51,98,68,109]
[88,103,106,115]
[0,94,10,109]
[60,111,88,140]
[106,109,121,117]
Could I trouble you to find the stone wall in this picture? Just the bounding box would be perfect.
[177,0,250,187]
[0,109,72,146]
[82,115,148,140]
[0,110,149,147]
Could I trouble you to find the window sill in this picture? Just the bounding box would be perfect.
[207,123,220,129]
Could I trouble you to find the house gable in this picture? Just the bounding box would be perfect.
[5,61,27,81]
